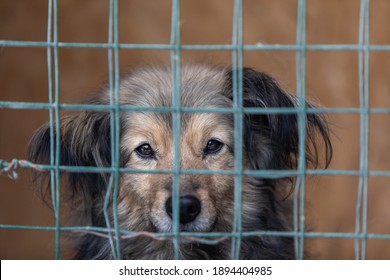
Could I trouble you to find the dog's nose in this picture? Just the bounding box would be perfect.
[165,195,201,224]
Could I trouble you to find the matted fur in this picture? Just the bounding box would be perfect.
[28,64,332,259]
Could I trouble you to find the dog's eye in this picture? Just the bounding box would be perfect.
[135,143,155,159]
[204,139,224,155]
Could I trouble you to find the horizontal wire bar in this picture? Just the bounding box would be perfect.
[1,100,390,114]
[1,159,390,177]
[1,40,390,51]
[1,224,389,240]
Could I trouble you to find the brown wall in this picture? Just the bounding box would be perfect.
[1,0,390,259]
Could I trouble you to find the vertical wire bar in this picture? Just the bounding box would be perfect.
[103,0,118,259]
[356,0,370,260]
[356,0,365,260]
[170,0,182,260]
[46,0,54,206]
[53,0,62,259]
[46,0,58,259]
[295,0,308,260]
[112,0,122,259]
[361,0,370,260]
[231,0,244,260]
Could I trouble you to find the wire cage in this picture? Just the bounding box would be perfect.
[1,0,390,260]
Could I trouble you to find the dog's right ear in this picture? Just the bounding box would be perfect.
[27,111,112,203]
[223,67,332,172]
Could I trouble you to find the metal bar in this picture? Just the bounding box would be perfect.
[3,159,390,177]
[170,0,182,260]
[112,0,122,259]
[46,0,60,260]
[294,0,308,260]
[48,0,62,260]
[2,100,390,114]
[2,40,390,52]
[2,224,390,242]
[102,0,118,259]
[361,0,371,260]
[230,0,244,260]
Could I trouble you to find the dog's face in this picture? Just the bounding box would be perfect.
[117,66,236,233]
[28,64,332,259]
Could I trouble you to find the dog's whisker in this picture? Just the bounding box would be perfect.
[72,230,228,246]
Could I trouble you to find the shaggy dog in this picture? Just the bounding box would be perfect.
[28,64,332,259]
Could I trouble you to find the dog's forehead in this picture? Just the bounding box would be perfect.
[124,111,232,142]
[118,64,230,109]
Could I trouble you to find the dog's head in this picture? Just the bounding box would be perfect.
[28,64,332,256]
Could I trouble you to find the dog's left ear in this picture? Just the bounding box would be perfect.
[224,67,332,171]
[27,109,114,203]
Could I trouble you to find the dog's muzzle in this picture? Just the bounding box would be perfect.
[165,195,201,224]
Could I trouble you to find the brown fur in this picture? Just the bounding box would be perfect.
[28,64,332,259]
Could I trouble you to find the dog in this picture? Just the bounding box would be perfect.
[28,64,332,259]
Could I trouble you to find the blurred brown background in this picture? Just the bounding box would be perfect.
[1,0,389,259]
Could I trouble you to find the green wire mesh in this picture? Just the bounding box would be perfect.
[1,0,390,260]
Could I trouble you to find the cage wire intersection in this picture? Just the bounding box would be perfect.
[1,0,390,260]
